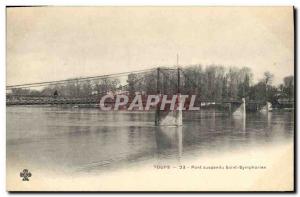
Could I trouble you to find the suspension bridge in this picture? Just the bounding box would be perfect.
[6,66,267,125]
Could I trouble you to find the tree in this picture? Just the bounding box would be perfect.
[264,71,274,86]
[283,75,294,101]
[81,80,93,97]
[263,71,274,102]
[127,73,138,97]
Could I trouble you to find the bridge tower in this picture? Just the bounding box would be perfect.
[155,66,183,126]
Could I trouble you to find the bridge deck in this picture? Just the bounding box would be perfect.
[6,97,263,106]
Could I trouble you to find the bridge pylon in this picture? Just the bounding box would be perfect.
[232,98,246,117]
[154,67,183,126]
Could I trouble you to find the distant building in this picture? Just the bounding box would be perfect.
[275,92,294,108]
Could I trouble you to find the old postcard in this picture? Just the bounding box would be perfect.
[6,6,294,191]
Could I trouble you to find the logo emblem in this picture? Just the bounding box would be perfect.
[20,169,32,181]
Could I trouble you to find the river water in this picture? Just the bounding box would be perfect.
[7,106,294,174]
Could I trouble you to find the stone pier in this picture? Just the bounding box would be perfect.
[155,94,183,126]
[232,98,246,117]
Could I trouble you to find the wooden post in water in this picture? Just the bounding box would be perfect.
[242,98,246,117]
[176,67,183,126]
[155,67,160,126]
[177,67,180,94]
[228,103,232,115]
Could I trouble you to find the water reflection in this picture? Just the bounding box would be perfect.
[6,106,294,173]
[232,114,246,132]
[155,126,183,163]
[267,112,272,128]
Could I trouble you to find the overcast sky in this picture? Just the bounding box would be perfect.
[7,6,294,86]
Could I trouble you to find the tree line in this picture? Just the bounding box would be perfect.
[8,64,294,104]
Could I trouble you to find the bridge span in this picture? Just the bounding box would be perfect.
[6,67,270,126]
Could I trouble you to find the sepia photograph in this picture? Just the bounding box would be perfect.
[5,6,295,192]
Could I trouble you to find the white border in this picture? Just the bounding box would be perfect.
[0,0,297,6]
[0,1,298,196]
